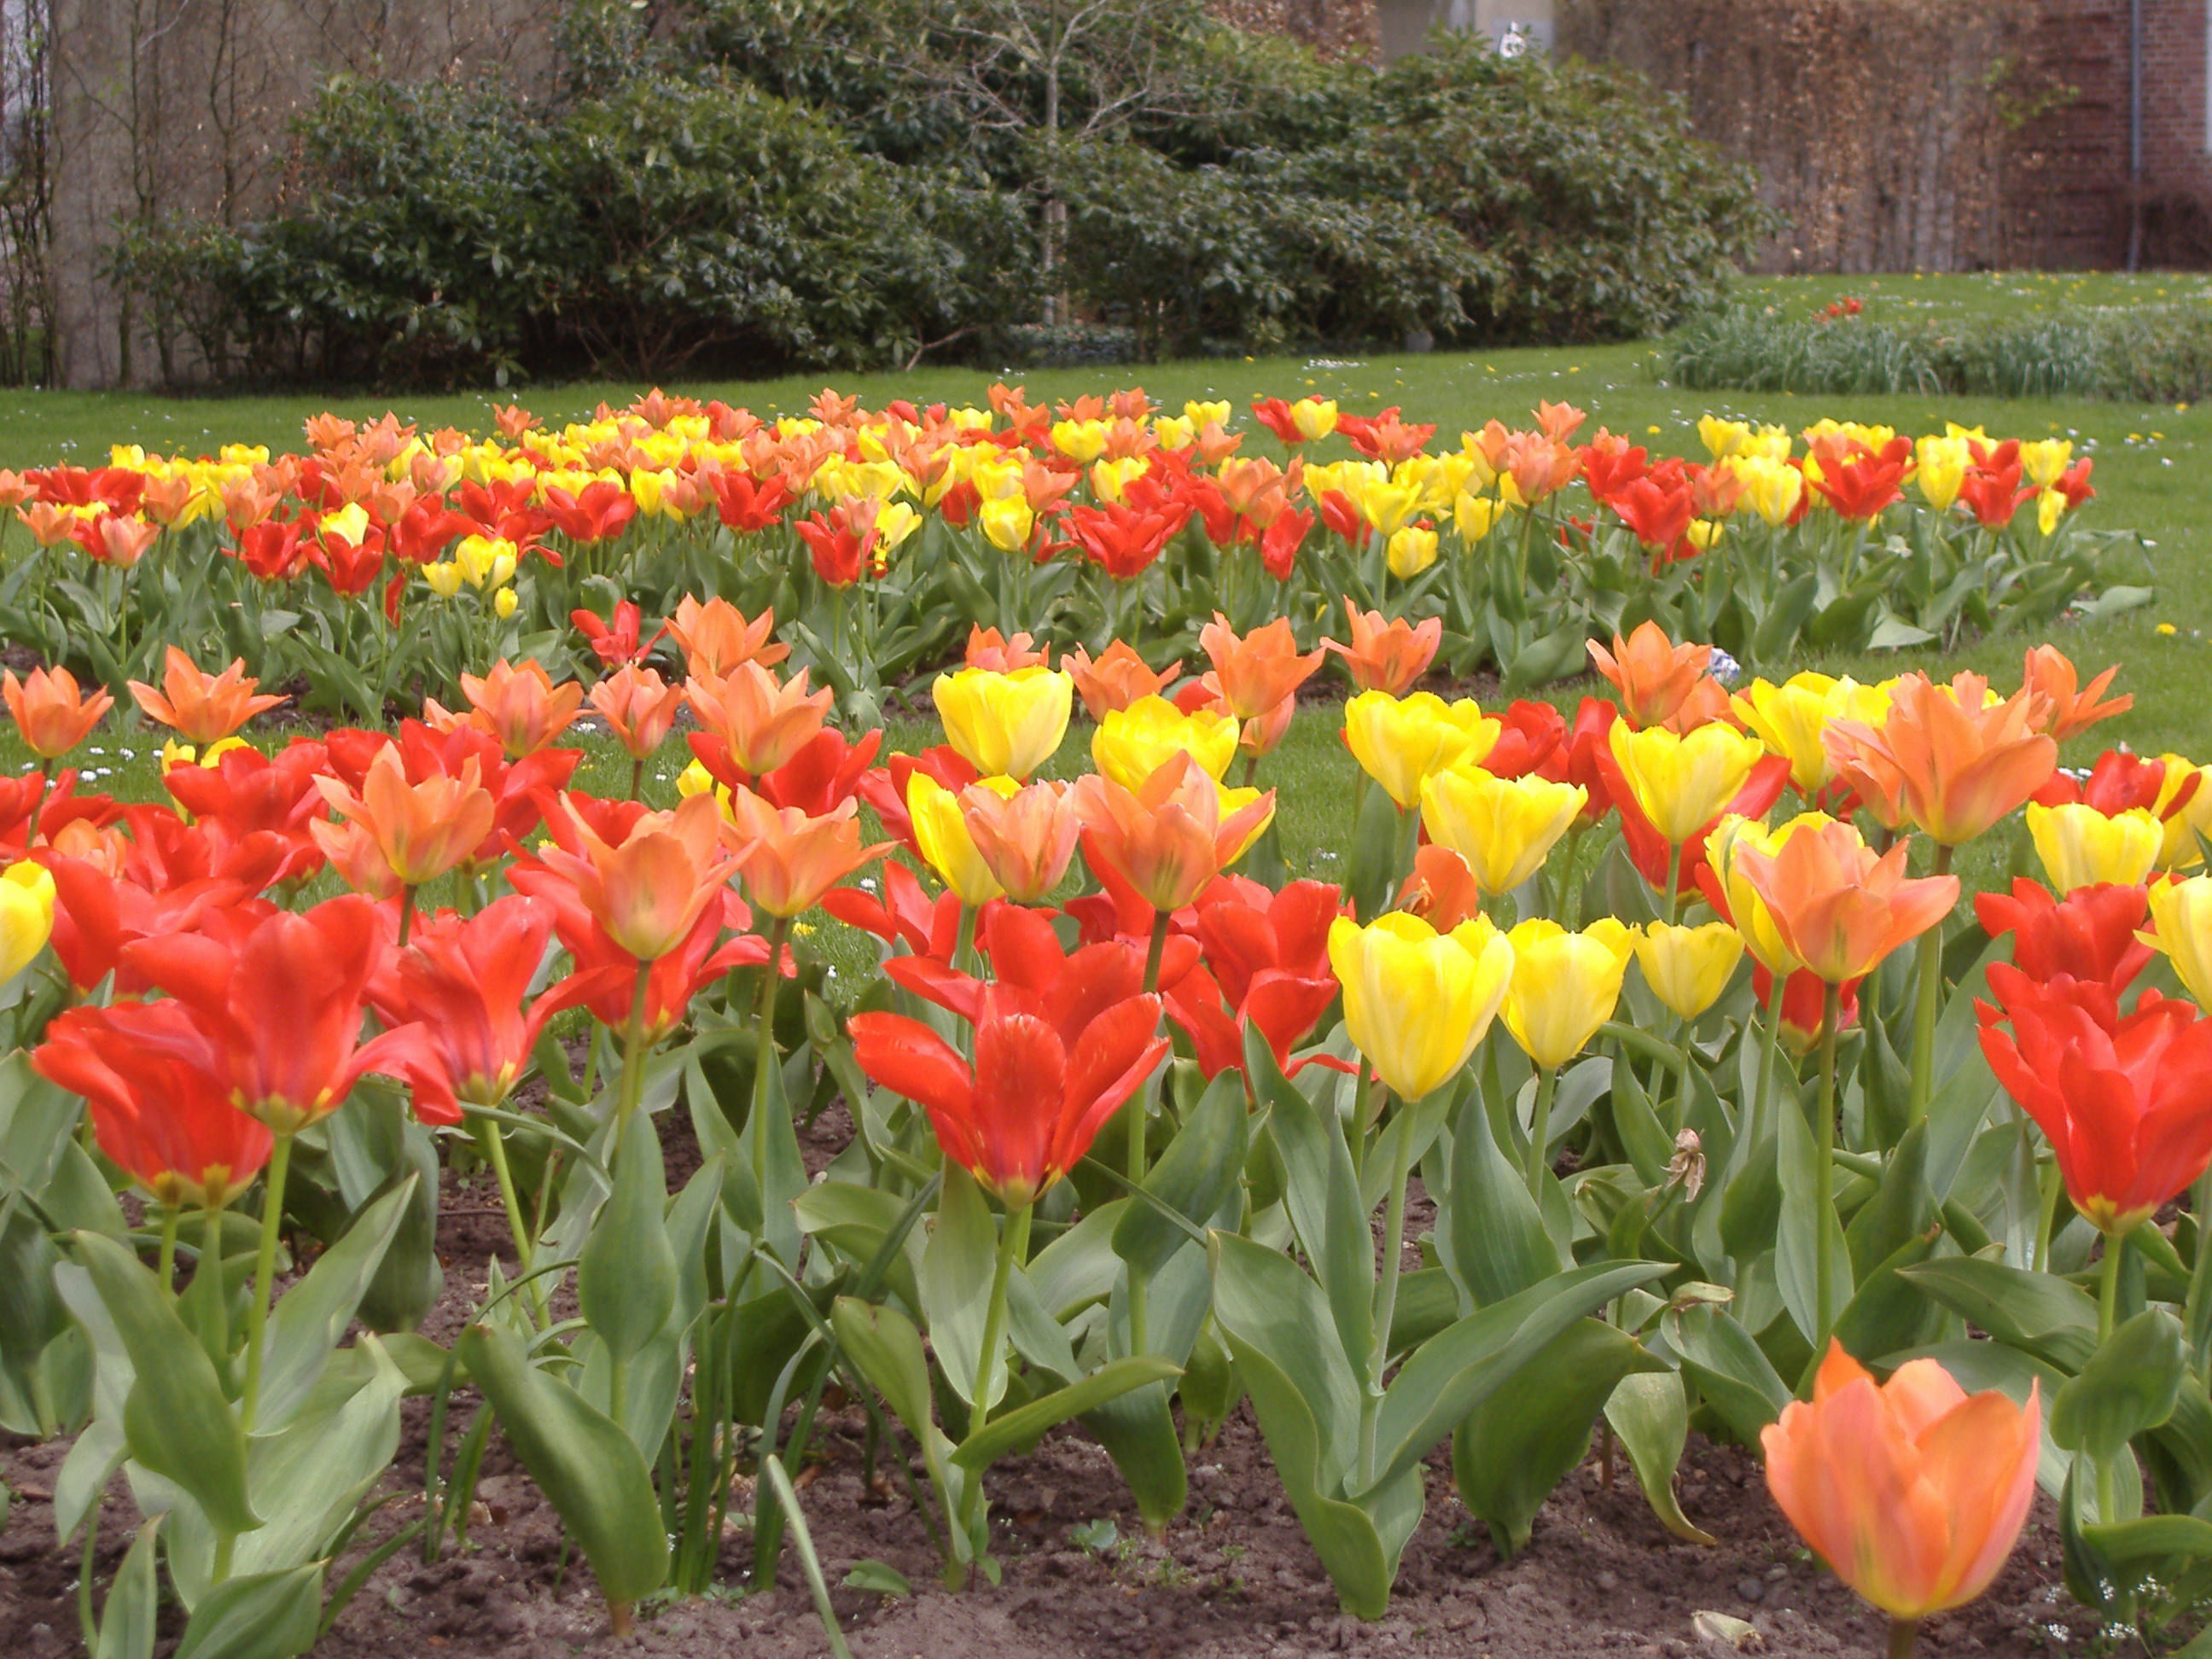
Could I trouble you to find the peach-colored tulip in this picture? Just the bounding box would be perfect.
[685,661,832,777]
[665,594,789,678]
[2021,644,2130,742]
[448,659,584,759]
[1065,641,1181,721]
[311,744,496,889]
[1763,1342,2039,1627]
[1823,672,2055,847]
[961,778,1081,903]
[3,666,113,759]
[723,789,894,919]
[1199,614,1324,720]
[589,663,685,760]
[1730,816,1958,984]
[1588,620,1712,731]
[128,648,283,744]
[1321,600,1441,696]
[536,792,739,960]
[1069,749,1276,914]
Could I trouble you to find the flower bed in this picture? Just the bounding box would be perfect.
[0,390,2199,1659]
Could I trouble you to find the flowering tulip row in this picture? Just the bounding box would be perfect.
[0,388,2136,733]
[4,585,2212,1652]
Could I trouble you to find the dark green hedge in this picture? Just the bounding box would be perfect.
[111,9,1773,387]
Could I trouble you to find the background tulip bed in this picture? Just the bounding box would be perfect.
[0,384,2205,1659]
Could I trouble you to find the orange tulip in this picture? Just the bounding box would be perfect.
[1587,620,1711,731]
[311,742,497,889]
[2021,644,2130,742]
[1199,613,1324,721]
[1066,640,1182,721]
[1321,599,1441,696]
[685,661,832,777]
[665,594,789,678]
[1730,816,1958,984]
[589,663,685,760]
[1823,672,2055,847]
[3,665,113,759]
[128,648,284,744]
[963,625,1052,671]
[1069,749,1276,914]
[533,792,740,960]
[724,788,894,919]
[1763,1342,2039,1628]
[962,778,1081,903]
[452,659,584,758]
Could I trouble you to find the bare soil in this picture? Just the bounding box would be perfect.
[0,1106,2106,1658]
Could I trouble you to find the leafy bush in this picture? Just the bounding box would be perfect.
[114,9,1773,386]
[1663,302,2212,402]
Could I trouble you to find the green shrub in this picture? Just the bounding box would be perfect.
[1662,303,2212,403]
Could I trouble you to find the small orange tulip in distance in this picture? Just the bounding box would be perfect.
[1322,600,1441,696]
[1763,1341,2038,1652]
[1587,620,1712,731]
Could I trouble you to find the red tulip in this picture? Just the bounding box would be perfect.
[849,989,1168,1207]
[34,999,271,1209]
[368,896,572,1115]
[1974,878,2151,992]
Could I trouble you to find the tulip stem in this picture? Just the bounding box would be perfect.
[397,884,416,949]
[2097,1231,2127,1523]
[963,1201,1032,1544]
[1662,840,1681,928]
[1524,1066,1559,1195]
[1142,909,1170,996]
[614,958,654,1150]
[1361,1105,1416,1490]
[1888,1616,1919,1659]
[474,1115,544,1324]
[1906,844,1954,1125]
[2034,1160,2064,1276]
[753,918,791,1196]
[1814,981,1842,1349]
[1121,911,1174,1359]
[241,1131,294,1436]
[155,1206,180,1301]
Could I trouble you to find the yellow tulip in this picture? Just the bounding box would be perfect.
[1417,766,1585,895]
[2036,488,2066,537]
[453,533,516,589]
[2157,755,2212,868]
[1914,436,1969,512]
[1387,524,1439,579]
[1291,397,1339,441]
[1608,721,1767,845]
[1327,912,1514,1101]
[0,860,54,982]
[1453,491,1505,543]
[1185,399,1231,429]
[1733,455,1805,527]
[1698,415,1749,460]
[1091,696,1239,790]
[1634,921,1746,1022]
[422,562,465,599]
[1150,415,1196,451]
[1733,673,1864,795]
[494,585,519,620]
[876,501,922,550]
[908,773,1018,905]
[1050,419,1108,463]
[320,501,370,549]
[1356,478,1424,538]
[1502,918,1636,1071]
[2020,438,2073,489]
[2145,875,2212,1005]
[1343,690,1499,810]
[978,495,1036,555]
[933,667,1072,783]
[1091,457,1150,504]
[2026,802,2162,893]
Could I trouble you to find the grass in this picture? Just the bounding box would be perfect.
[6,270,2209,916]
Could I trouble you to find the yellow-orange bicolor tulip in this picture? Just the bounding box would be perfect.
[2145,874,2212,1006]
[1093,696,1238,790]
[1633,921,1745,1022]
[934,666,1072,783]
[1417,767,1586,896]
[1729,816,1958,984]
[725,789,894,920]
[457,658,585,759]
[3,666,112,760]
[1588,620,1712,731]
[1822,672,2054,847]
[1326,911,1514,1101]
[1501,917,1635,1071]
[1070,750,1274,915]
[1733,673,1867,795]
[686,661,832,778]
[128,648,284,745]
[311,744,496,889]
[666,595,788,678]
[1762,1342,2038,1627]
[907,773,1011,905]
[962,778,1080,904]
[1607,720,1767,846]
[2026,801,2163,894]
[1343,690,1499,810]
[532,793,740,961]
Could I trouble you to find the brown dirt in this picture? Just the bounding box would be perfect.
[0,1105,2109,1659]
